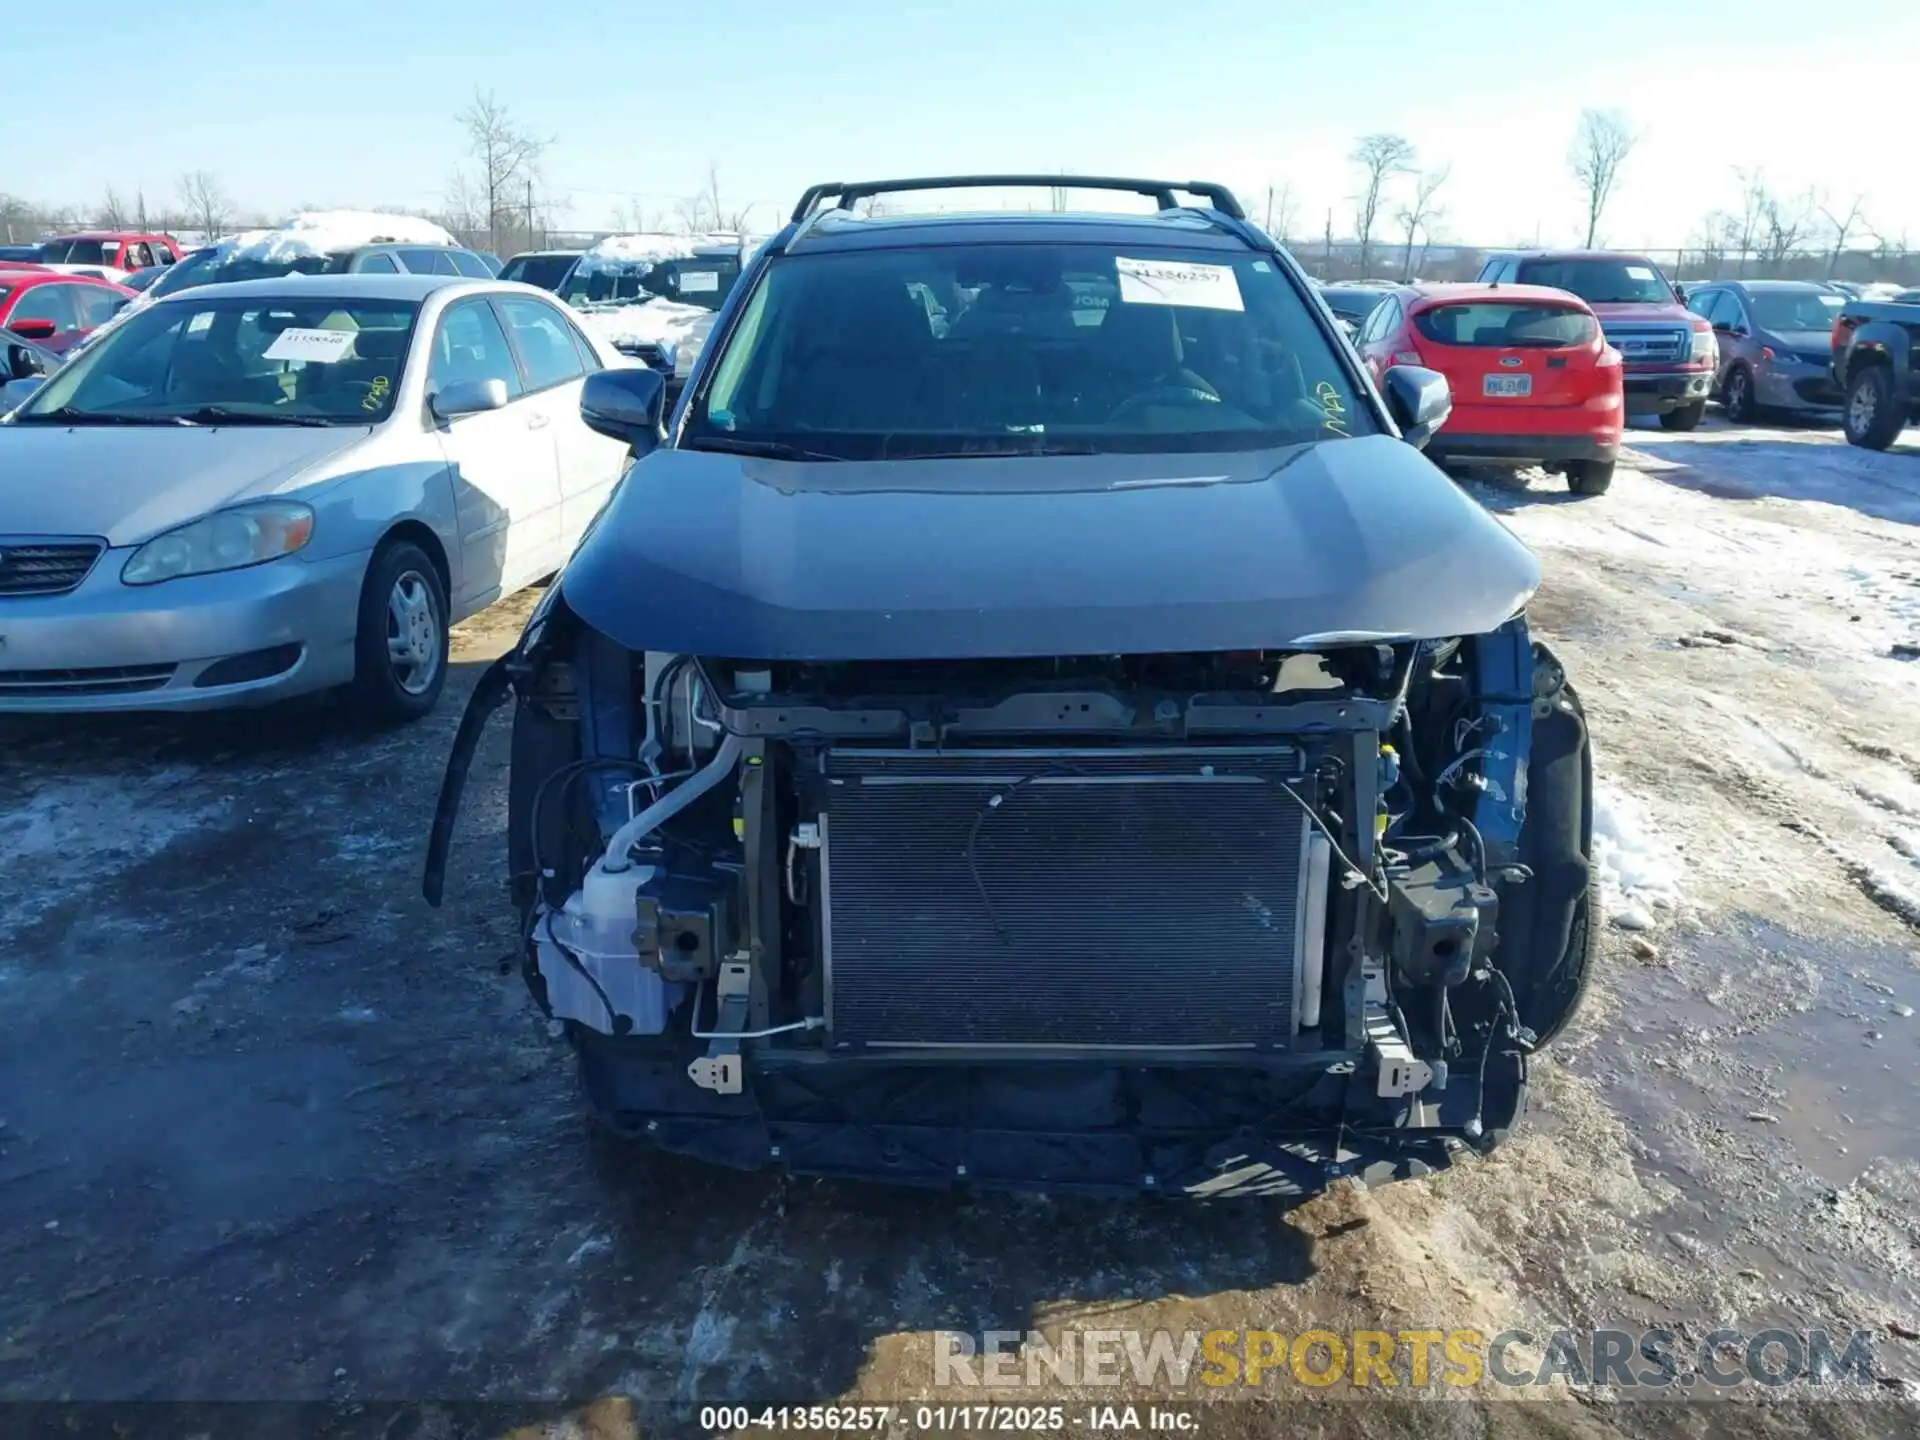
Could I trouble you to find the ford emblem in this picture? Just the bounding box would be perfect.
[1498,356,1524,368]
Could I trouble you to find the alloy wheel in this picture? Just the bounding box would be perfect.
[385,570,443,696]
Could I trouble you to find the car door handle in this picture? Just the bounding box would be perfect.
[526,413,550,430]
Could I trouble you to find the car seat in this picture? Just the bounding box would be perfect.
[776,281,934,431]
[1090,301,1213,412]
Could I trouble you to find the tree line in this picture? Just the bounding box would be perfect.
[3,98,1904,283]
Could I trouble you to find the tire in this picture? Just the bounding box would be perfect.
[1565,459,1614,495]
[1658,400,1705,431]
[1528,868,1600,1049]
[1723,365,1757,423]
[1844,363,1905,450]
[1500,654,1596,1050]
[349,539,449,724]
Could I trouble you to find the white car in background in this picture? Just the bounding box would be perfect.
[0,273,629,720]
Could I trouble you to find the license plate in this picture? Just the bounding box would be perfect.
[1483,373,1532,397]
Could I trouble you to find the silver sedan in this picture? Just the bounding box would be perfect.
[0,273,631,718]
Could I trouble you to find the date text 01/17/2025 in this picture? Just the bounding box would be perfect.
[698,1404,1200,1432]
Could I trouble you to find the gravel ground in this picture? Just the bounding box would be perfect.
[3,417,1919,1437]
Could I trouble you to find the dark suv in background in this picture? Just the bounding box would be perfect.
[1478,250,1715,430]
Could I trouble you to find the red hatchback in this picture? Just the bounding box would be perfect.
[0,269,136,355]
[1355,283,1624,494]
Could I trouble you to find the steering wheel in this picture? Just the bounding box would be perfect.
[1107,375,1224,422]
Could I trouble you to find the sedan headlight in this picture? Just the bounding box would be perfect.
[122,500,314,586]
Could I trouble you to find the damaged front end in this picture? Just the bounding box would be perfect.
[428,588,1595,1200]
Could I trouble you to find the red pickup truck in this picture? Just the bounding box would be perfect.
[1476,250,1716,430]
[36,231,183,274]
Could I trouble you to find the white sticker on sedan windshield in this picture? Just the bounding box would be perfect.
[680,270,720,294]
[1625,265,1656,281]
[262,327,356,364]
[1115,257,1244,311]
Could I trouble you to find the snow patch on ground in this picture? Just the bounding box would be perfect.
[0,768,228,928]
[1592,780,1686,930]
[230,211,457,264]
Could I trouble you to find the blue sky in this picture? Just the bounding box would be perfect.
[6,0,1915,249]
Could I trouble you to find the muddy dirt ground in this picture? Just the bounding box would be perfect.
[3,418,1919,1437]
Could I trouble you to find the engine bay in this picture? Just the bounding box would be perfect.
[422,601,1591,1197]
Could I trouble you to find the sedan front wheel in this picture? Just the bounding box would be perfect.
[351,539,449,723]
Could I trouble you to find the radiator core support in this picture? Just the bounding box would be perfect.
[815,746,1313,1052]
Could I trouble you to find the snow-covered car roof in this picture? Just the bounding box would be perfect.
[225,211,460,266]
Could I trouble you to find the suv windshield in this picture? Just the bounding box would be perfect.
[688,242,1372,459]
[1513,258,1674,306]
[501,253,578,291]
[13,296,419,425]
[1749,289,1845,332]
[557,260,654,307]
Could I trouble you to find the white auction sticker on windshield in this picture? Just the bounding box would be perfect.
[1115,257,1244,311]
[1625,265,1656,281]
[679,270,720,294]
[262,327,356,364]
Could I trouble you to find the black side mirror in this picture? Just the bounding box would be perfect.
[581,366,666,452]
[1381,364,1451,449]
[1673,284,1687,303]
[6,344,41,380]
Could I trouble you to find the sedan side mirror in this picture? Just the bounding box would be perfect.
[581,366,666,453]
[8,318,57,341]
[430,377,510,421]
[1381,364,1451,449]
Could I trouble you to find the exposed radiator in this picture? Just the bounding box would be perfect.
[819,747,1312,1050]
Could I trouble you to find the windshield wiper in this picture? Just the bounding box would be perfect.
[12,406,194,426]
[173,406,336,427]
[683,435,846,462]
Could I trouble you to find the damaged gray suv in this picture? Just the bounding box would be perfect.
[424,175,1599,1199]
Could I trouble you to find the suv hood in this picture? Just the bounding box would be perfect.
[559,435,1541,660]
[0,425,370,546]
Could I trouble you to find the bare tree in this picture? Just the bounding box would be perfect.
[1818,193,1873,276]
[0,192,32,243]
[1350,133,1415,277]
[1396,164,1451,281]
[1758,186,1813,270]
[1720,168,1780,276]
[1687,211,1733,279]
[456,89,548,255]
[176,170,233,242]
[1260,181,1298,243]
[98,185,129,230]
[1568,108,1636,248]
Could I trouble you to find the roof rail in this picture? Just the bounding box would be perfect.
[788,174,1247,224]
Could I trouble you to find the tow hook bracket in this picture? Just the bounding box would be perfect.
[688,961,753,1095]
[1361,962,1434,1099]
[687,1054,743,1094]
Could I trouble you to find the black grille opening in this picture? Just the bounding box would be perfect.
[0,539,106,598]
[0,663,176,697]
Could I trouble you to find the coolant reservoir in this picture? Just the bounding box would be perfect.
[540,862,671,1034]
